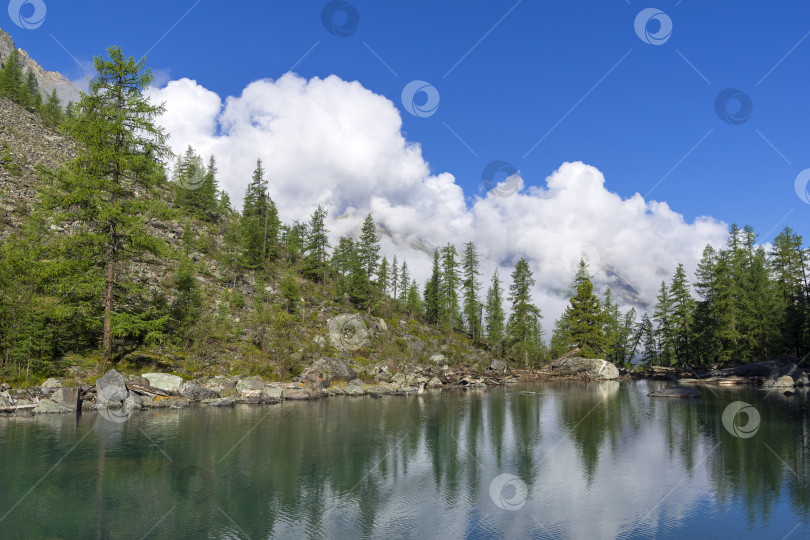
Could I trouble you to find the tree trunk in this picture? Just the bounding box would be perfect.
[102,228,115,368]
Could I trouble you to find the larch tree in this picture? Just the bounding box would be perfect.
[44,47,170,367]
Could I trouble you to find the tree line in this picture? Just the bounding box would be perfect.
[0,47,808,382]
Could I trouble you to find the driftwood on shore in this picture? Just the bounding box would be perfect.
[0,404,37,412]
[126,383,170,398]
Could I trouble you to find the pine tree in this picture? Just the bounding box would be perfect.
[41,89,62,127]
[399,261,410,304]
[240,160,279,266]
[693,245,718,363]
[405,279,422,316]
[462,242,482,341]
[485,270,505,356]
[549,315,572,359]
[44,47,170,367]
[770,228,809,356]
[601,288,621,362]
[331,236,355,277]
[0,50,24,102]
[390,256,399,300]
[280,221,307,264]
[615,308,638,366]
[506,258,542,366]
[24,70,40,110]
[668,263,696,366]
[564,263,606,358]
[439,243,461,332]
[378,257,389,295]
[638,313,657,365]
[303,205,330,282]
[653,281,676,366]
[358,214,381,283]
[424,251,441,325]
[173,146,206,216]
[347,244,373,312]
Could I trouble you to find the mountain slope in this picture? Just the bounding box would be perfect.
[0,27,81,104]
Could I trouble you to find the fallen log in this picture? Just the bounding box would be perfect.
[126,383,170,397]
[0,404,37,412]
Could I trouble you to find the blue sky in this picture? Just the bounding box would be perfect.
[7,0,810,242]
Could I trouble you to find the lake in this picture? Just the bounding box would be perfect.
[0,380,807,539]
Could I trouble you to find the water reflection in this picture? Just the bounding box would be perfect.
[0,382,808,539]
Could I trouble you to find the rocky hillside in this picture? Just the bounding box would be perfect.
[0,94,499,387]
[0,96,75,237]
[0,28,81,104]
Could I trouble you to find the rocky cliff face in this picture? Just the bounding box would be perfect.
[0,27,82,104]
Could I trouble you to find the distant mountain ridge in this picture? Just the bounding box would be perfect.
[0,27,81,105]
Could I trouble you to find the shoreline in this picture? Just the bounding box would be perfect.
[1,358,805,421]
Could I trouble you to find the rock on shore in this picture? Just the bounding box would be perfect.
[551,357,619,380]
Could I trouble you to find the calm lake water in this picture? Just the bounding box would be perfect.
[1,380,808,539]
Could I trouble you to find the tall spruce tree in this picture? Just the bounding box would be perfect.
[0,50,24,102]
[653,281,676,365]
[390,256,399,300]
[564,262,606,358]
[439,243,461,332]
[41,89,62,127]
[485,270,505,356]
[668,263,696,366]
[462,242,482,341]
[378,257,389,295]
[399,261,410,305]
[506,258,542,366]
[405,279,422,316]
[358,214,380,282]
[303,205,330,282]
[424,250,441,326]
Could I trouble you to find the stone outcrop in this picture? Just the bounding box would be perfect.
[550,357,619,380]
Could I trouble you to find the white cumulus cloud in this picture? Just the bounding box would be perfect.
[146,73,728,327]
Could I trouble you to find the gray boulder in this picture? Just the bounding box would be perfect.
[142,373,183,393]
[236,377,263,397]
[488,359,508,372]
[648,386,701,398]
[261,386,284,402]
[551,357,620,380]
[299,358,356,388]
[96,369,128,406]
